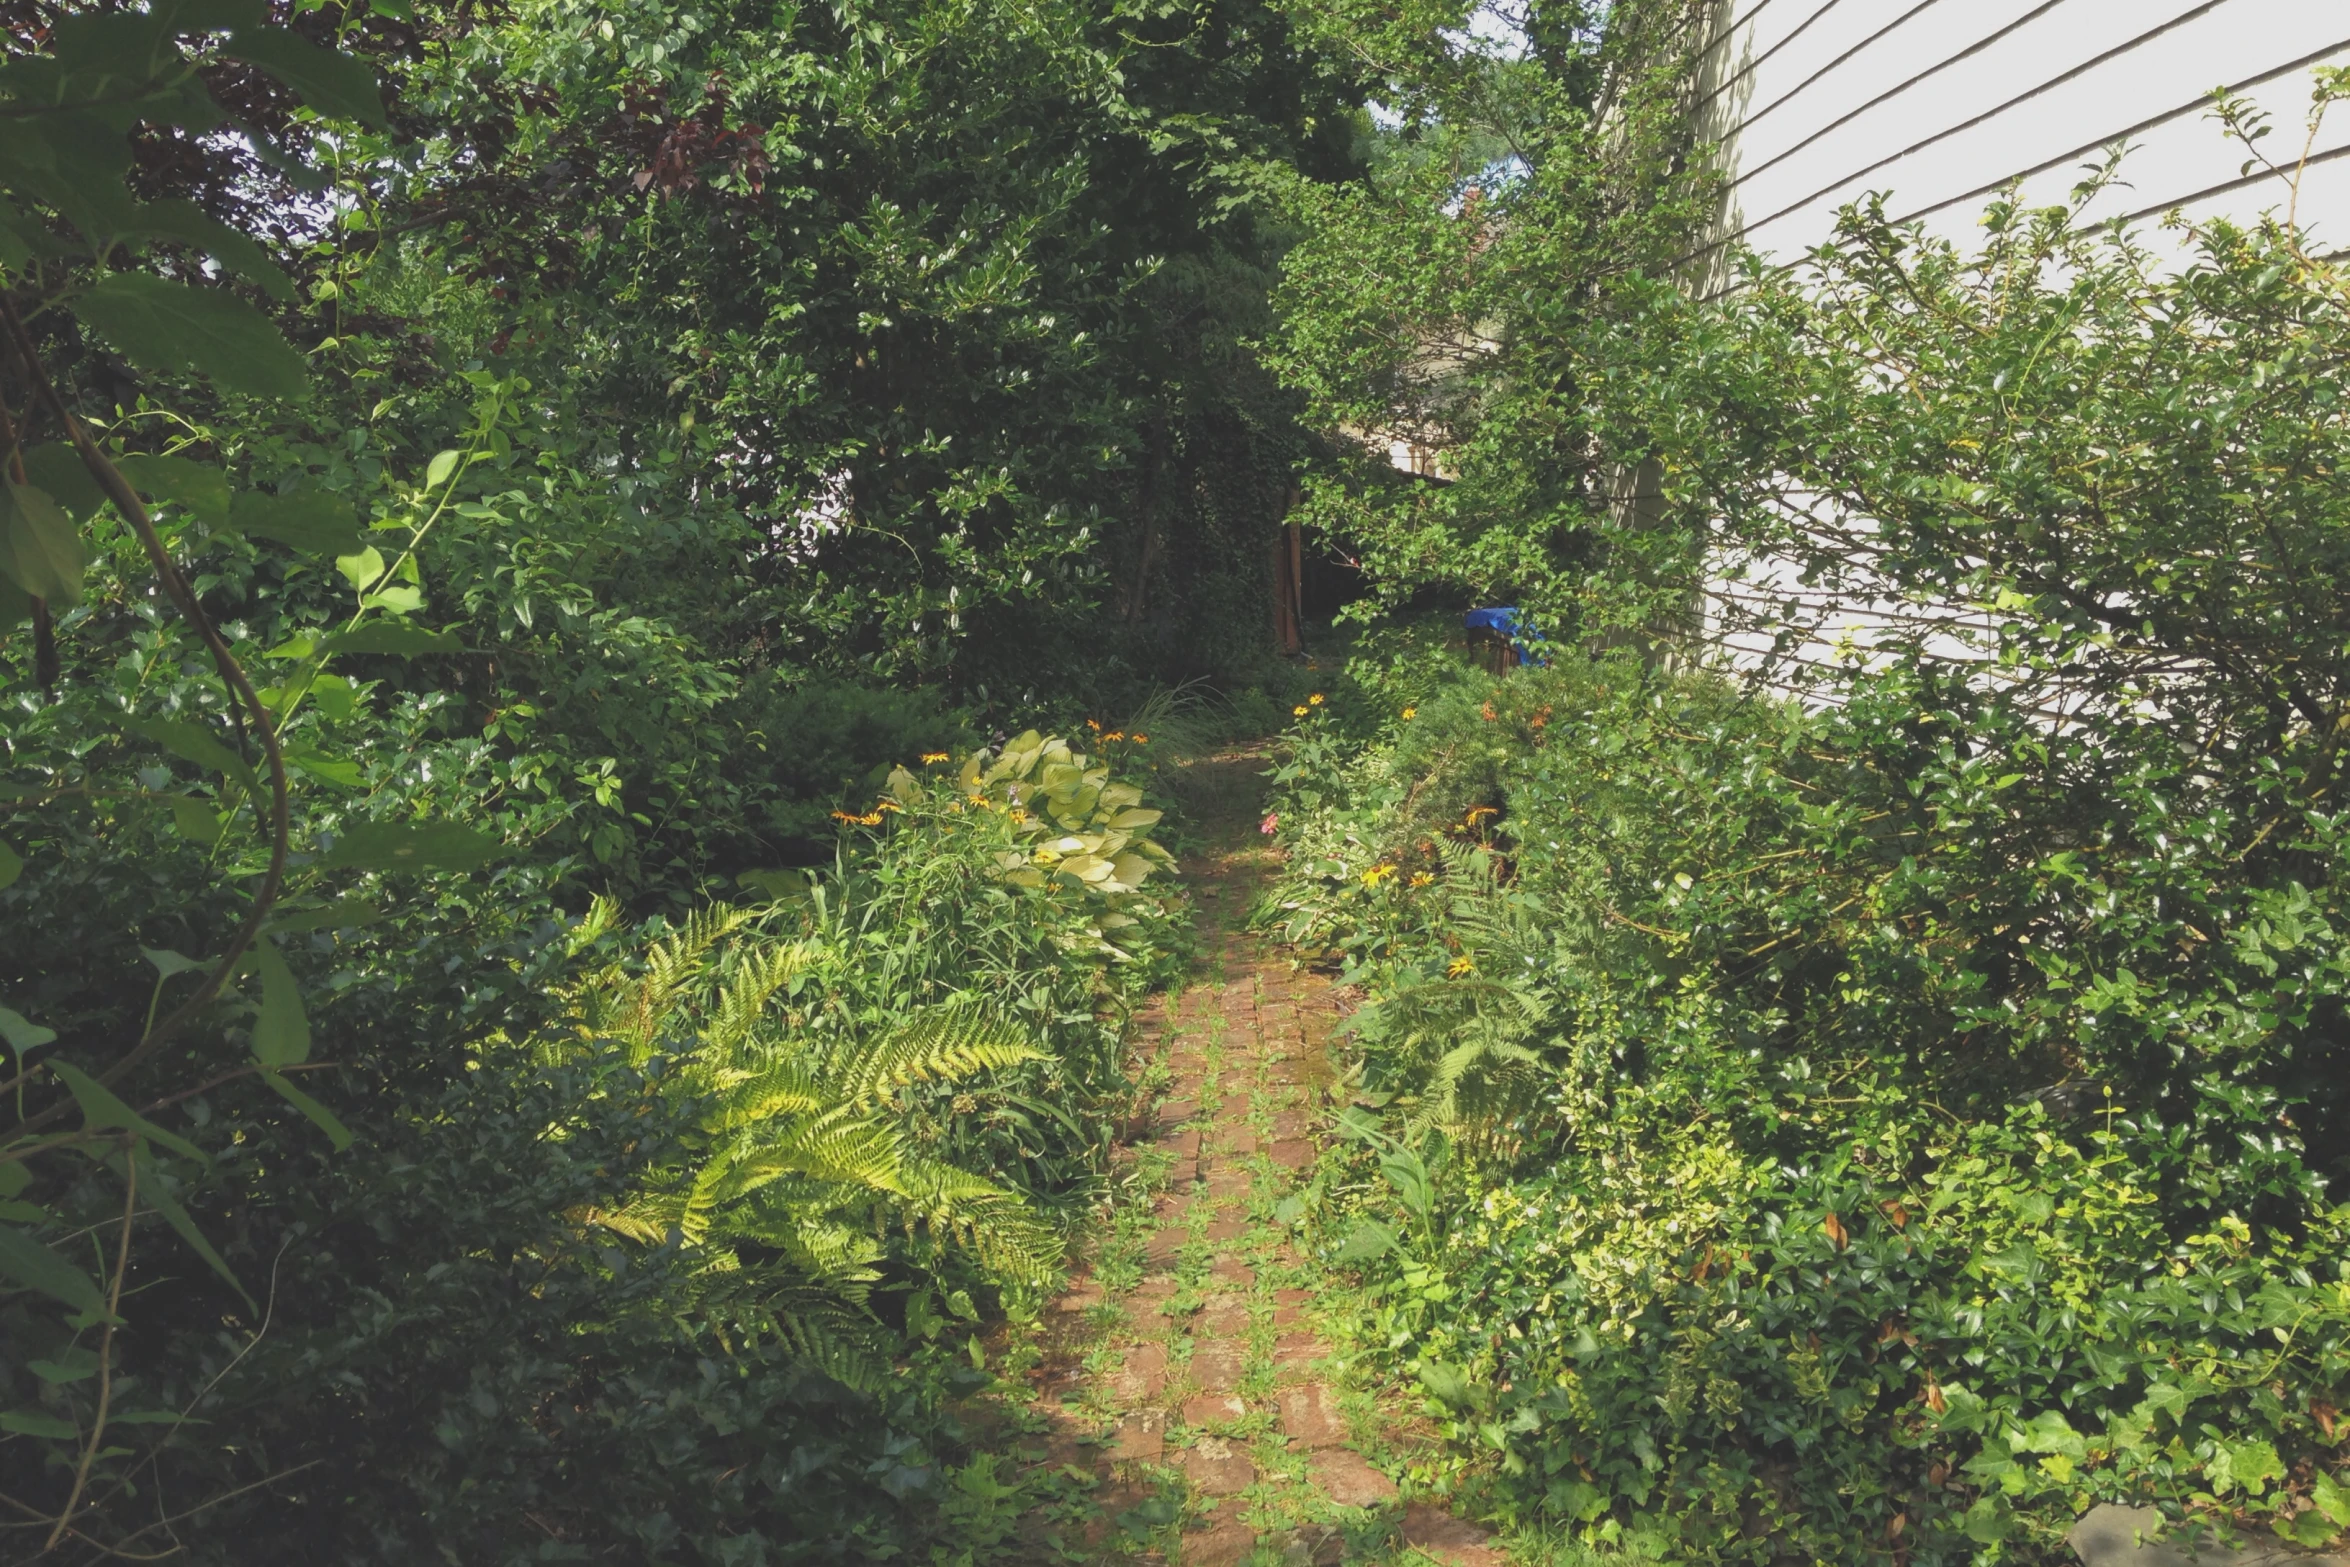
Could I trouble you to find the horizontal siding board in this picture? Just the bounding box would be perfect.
[1698,0,2350,274]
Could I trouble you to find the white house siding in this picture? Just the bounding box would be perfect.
[1690,0,2350,294]
[1677,0,2350,694]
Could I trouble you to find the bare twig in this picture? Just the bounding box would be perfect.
[48,1144,137,1548]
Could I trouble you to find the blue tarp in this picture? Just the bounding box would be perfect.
[1464,607,1547,665]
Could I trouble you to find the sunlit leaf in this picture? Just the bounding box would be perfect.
[244,938,309,1066]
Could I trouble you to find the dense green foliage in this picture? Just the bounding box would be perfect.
[0,0,1286,1557]
[11,0,2350,1557]
[1261,64,2350,1567]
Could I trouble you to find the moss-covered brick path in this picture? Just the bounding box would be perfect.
[1013,756,1508,1567]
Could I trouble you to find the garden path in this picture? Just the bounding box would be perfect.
[1018,755,1507,1567]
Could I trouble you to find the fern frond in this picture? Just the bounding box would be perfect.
[701,1058,827,1134]
[704,940,810,1055]
[826,1009,1045,1107]
[895,1158,1062,1282]
[576,1194,686,1245]
[708,1112,907,1205]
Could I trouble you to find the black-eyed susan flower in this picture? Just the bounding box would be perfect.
[921,751,950,764]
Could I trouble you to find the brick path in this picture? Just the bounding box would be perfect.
[1018,767,1507,1566]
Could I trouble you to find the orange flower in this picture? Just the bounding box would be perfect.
[1132,733,1149,744]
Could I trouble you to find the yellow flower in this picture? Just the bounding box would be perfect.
[1447,956,1474,977]
[1309,693,1324,706]
[1132,733,1149,744]
[1008,807,1028,824]
[1361,863,1397,887]
[875,800,902,813]
[921,751,950,764]
[1402,706,1418,720]
[1293,705,1309,717]
[1411,871,1433,887]
[1104,731,1125,742]
[829,810,859,823]
[1086,719,1102,731]
[1464,806,1498,826]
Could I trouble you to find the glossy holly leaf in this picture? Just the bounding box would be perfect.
[223,28,388,130]
[73,273,310,402]
[223,488,363,555]
[0,479,86,604]
[316,818,500,873]
[116,453,230,522]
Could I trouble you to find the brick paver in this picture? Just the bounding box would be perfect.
[1014,757,1510,1564]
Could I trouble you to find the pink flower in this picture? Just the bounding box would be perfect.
[1259,813,1279,835]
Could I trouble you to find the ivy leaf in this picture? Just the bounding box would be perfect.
[223,28,389,129]
[243,938,310,1067]
[73,273,310,402]
[0,479,86,604]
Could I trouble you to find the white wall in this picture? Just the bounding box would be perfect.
[1690,0,2350,292]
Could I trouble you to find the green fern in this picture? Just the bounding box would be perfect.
[1371,844,1562,1139]
[562,911,1063,1366]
